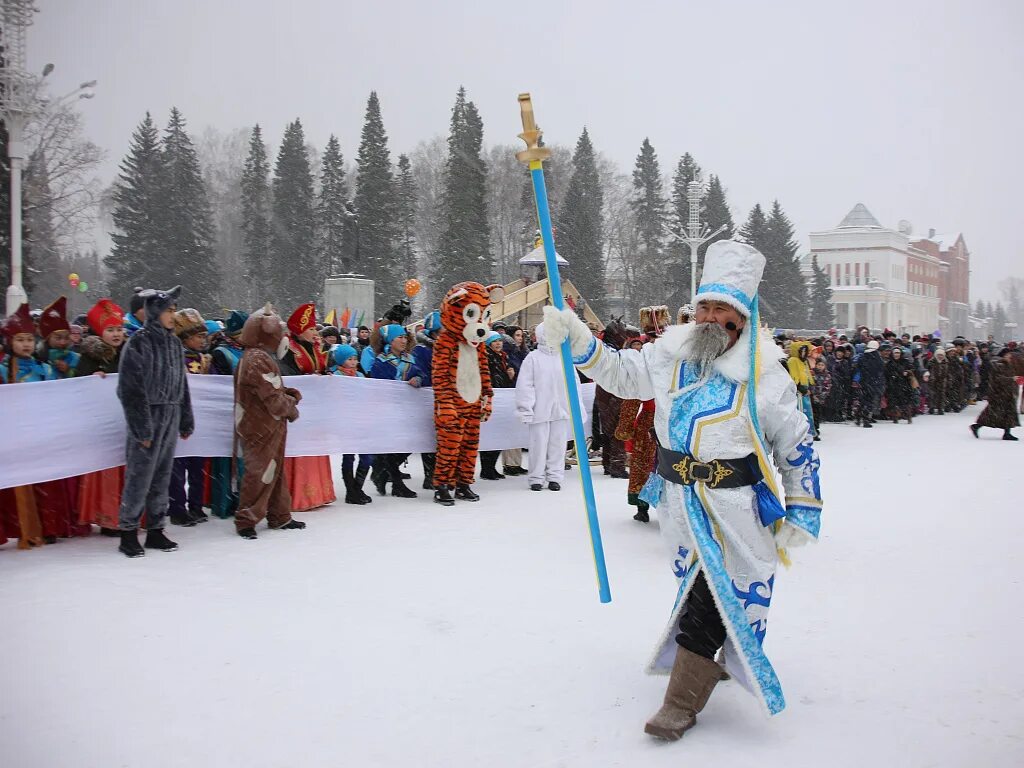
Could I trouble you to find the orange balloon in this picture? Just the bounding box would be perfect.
[404,278,422,297]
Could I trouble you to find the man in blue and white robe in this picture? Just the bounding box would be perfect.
[544,240,823,740]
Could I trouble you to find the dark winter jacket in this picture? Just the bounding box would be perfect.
[76,335,122,376]
[855,350,885,392]
[486,346,514,389]
[884,356,914,408]
[116,287,194,443]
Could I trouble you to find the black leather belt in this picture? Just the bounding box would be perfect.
[656,446,762,490]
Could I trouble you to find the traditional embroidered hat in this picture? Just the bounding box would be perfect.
[39,296,70,338]
[86,299,125,335]
[173,308,207,338]
[3,302,35,338]
[288,303,317,336]
[695,240,766,318]
[423,310,442,334]
[380,324,407,347]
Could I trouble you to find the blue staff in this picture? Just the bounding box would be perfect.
[516,93,611,604]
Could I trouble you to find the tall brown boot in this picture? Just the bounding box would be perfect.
[644,646,722,741]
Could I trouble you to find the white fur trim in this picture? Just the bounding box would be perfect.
[261,372,282,389]
[261,459,277,484]
[456,342,482,403]
[234,404,244,427]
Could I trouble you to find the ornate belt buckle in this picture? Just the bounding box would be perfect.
[688,461,714,484]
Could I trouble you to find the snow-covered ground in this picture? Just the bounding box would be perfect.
[1,407,1021,768]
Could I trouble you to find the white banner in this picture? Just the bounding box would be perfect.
[0,375,595,489]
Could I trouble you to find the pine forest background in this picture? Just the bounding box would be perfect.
[11,85,1024,334]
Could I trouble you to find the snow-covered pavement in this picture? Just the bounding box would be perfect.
[1,407,1021,768]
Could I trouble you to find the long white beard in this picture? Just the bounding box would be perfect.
[670,322,731,399]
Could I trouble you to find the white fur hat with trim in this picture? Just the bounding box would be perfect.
[694,240,766,318]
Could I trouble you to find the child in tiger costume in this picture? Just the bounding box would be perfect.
[431,281,505,506]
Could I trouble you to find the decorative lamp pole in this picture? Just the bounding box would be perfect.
[1,0,38,314]
[0,1,94,313]
[665,174,728,302]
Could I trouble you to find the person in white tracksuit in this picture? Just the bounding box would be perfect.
[514,322,585,491]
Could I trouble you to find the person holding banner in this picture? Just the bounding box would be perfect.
[543,240,824,741]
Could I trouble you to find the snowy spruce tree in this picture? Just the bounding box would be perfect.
[761,200,808,328]
[161,108,219,312]
[354,91,400,306]
[271,119,316,310]
[106,112,168,305]
[316,134,348,280]
[558,128,605,317]
[665,152,701,307]
[432,87,492,290]
[628,138,668,310]
[240,125,273,308]
[395,153,418,283]
[807,254,834,328]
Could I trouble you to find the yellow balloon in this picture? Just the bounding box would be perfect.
[68,272,79,281]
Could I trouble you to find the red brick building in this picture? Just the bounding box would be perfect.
[910,230,970,337]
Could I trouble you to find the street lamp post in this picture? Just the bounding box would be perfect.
[1,1,95,314]
[663,174,727,302]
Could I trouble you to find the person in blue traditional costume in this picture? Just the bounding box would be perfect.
[36,296,80,378]
[543,240,824,742]
[331,344,375,504]
[413,310,441,488]
[368,323,424,499]
[208,310,248,518]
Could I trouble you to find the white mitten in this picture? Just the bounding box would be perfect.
[775,521,815,550]
[541,305,594,356]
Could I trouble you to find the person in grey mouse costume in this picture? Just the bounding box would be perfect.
[115,285,195,558]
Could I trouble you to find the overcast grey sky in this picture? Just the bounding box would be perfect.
[32,0,1023,303]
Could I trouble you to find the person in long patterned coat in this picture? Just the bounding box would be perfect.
[544,240,822,742]
[594,317,634,479]
[279,303,336,512]
[971,347,1022,441]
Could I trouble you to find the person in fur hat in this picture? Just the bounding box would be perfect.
[35,296,80,378]
[233,305,307,539]
[166,308,213,527]
[115,286,194,558]
[543,240,823,741]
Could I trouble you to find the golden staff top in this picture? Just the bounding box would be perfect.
[516,94,552,165]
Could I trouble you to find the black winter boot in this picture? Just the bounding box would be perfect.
[353,465,373,504]
[434,485,455,506]
[170,509,197,527]
[455,484,480,501]
[144,528,178,552]
[237,527,258,540]
[391,480,418,498]
[970,424,980,439]
[187,506,209,524]
[271,518,306,530]
[634,499,650,523]
[1004,430,1019,441]
[118,529,145,558]
[373,463,389,496]
[343,465,361,505]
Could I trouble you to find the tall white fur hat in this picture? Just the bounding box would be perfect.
[695,240,766,318]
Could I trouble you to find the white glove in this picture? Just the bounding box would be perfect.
[519,412,533,424]
[541,306,594,357]
[775,521,815,550]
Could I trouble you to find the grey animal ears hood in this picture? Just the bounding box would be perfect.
[141,286,182,322]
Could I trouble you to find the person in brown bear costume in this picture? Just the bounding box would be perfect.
[234,304,307,540]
